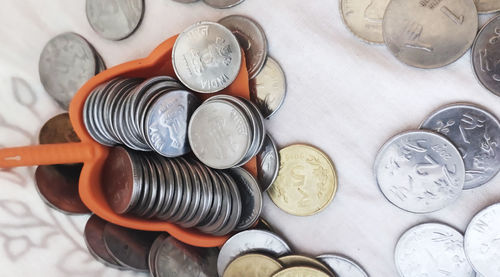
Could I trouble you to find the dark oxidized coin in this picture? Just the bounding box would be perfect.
[84,215,125,269]
[39,113,80,144]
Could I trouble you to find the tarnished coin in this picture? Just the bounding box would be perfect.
[420,103,500,189]
[256,134,279,191]
[317,254,368,277]
[250,57,286,119]
[272,266,330,277]
[395,223,474,277]
[228,167,262,231]
[219,15,268,79]
[39,33,97,110]
[464,203,500,276]
[340,0,390,43]
[86,0,144,41]
[472,15,500,97]
[382,0,478,68]
[278,255,332,275]
[203,0,244,9]
[267,144,337,216]
[374,130,465,213]
[172,22,242,93]
[474,0,500,13]
[223,253,283,277]
[217,230,291,276]
[84,215,125,269]
[39,113,80,144]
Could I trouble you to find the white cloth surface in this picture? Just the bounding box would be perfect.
[0,0,499,276]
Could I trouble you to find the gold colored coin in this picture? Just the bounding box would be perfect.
[267,144,337,216]
[340,0,390,44]
[272,266,331,277]
[223,253,283,277]
[278,255,333,275]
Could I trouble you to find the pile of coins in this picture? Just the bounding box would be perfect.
[172,0,245,9]
[374,103,500,213]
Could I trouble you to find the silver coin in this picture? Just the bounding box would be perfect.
[475,0,500,13]
[172,22,242,93]
[256,134,279,192]
[198,171,232,234]
[213,172,242,236]
[39,33,97,110]
[217,229,291,276]
[316,254,368,277]
[420,103,500,189]
[250,57,286,119]
[188,99,252,169]
[181,160,213,228]
[86,0,144,41]
[374,130,465,213]
[203,0,244,9]
[395,223,475,277]
[170,159,193,222]
[228,167,262,231]
[197,167,223,229]
[472,15,500,98]
[464,203,500,276]
[177,158,202,224]
[339,0,390,44]
[173,0,199,2]
[382,0,478,69]
[149,233,169,277]
[218,15,268,79]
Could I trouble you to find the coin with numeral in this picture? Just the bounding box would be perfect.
[340,0,390,44]
[383,0,478,68]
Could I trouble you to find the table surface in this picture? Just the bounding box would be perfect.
[0,0,499,276]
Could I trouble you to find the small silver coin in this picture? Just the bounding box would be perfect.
[172,22,242,93]
[464,203,500,277]
[472,14,500,98]
[256,134,279,191]
[219,15,268,79]
[217,229,291,276]
[213,172,242,236]
[382,0,478,69]
[228,167,262,231]
[197,167,223,229]
[395,223,474,277]
[39,33,97,110]
[374,130,465,213]
[170,158,194,222]
[317,254,368,277]
[475,0,500,13]
[420,103,500,189]
[203,0,244,9]
[198,171,232,234]
[250,57,286,119]
[86,0,144,41]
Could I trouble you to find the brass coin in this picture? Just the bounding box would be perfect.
[278,255,332,275]
[39,113,80,144]
[272,266,331,277]
[223,253,283,277]
[267,145,337,216]
[339,0,390,44]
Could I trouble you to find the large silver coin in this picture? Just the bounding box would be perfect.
[374,130,465,213]
[250,57,286,119]
[464,203,500,276]
[39,33,97,110]
[188,100,252,169]
[228,167,261,231]
[217,229,291,276]
[203,0,244,9]
[472,15,500,97]
[316,254,368,277]
[86,0,144,41]
[475,0,500,13]
[256,134,279,191]
[219,15,268,79]
[172,22,242,93]
[382,0,478,68]
[340,0,390,44]
[395,223,474,277]
[420,103,500,189]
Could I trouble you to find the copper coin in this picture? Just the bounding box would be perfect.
[34,164,90,214]
[84,215,125,269]
[39,113,80,144]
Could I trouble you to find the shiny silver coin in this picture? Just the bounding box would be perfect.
[395,223,474,277]
[382,0,478,68]
[196,167,223,229]
[475,0,500,13]
[181,160,214,228]
[188,99,252,169]
[203,0,244,8]
[213,172,242,236]
[86,0,144,41]
[170,159,194,223]
[374,130,465,213]
[317,254,368,277]
[256,134,279,191]
[250,57,286,119]
[198,171,233,234]
[472,15,500,97]
[228,167,262,231]
[217,229,291,276]
[420,103,500,189]
[464,203,500,277]
[178,160,204,227]
[172,22,242,93]
[218,15,268,79]
[39,33,97,110]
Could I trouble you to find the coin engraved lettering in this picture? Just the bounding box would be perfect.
[440,6,464,25]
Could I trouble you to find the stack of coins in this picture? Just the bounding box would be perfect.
[374,103,500,213]
[188,95,265,169]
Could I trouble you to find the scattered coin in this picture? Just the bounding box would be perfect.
[278,255,332,275]
[172,22,242,93]
[464,203,500,277]
[339,0,390,44]
[84,215,126,269]
[250,57,286,119]
[382,0,478,68]
[39,113,80,144]
[256,134,279,191]
[317,254,368,277]
[223,253,283,277]
[272,266,330,277]
[86,0,145,41]
[395,223,474,277]
[474,0,500,13]
[420,103,500,189]
[268,144,337,216]
[203,0,245,9]
[374,130,465,213]
[228,167,263,231]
